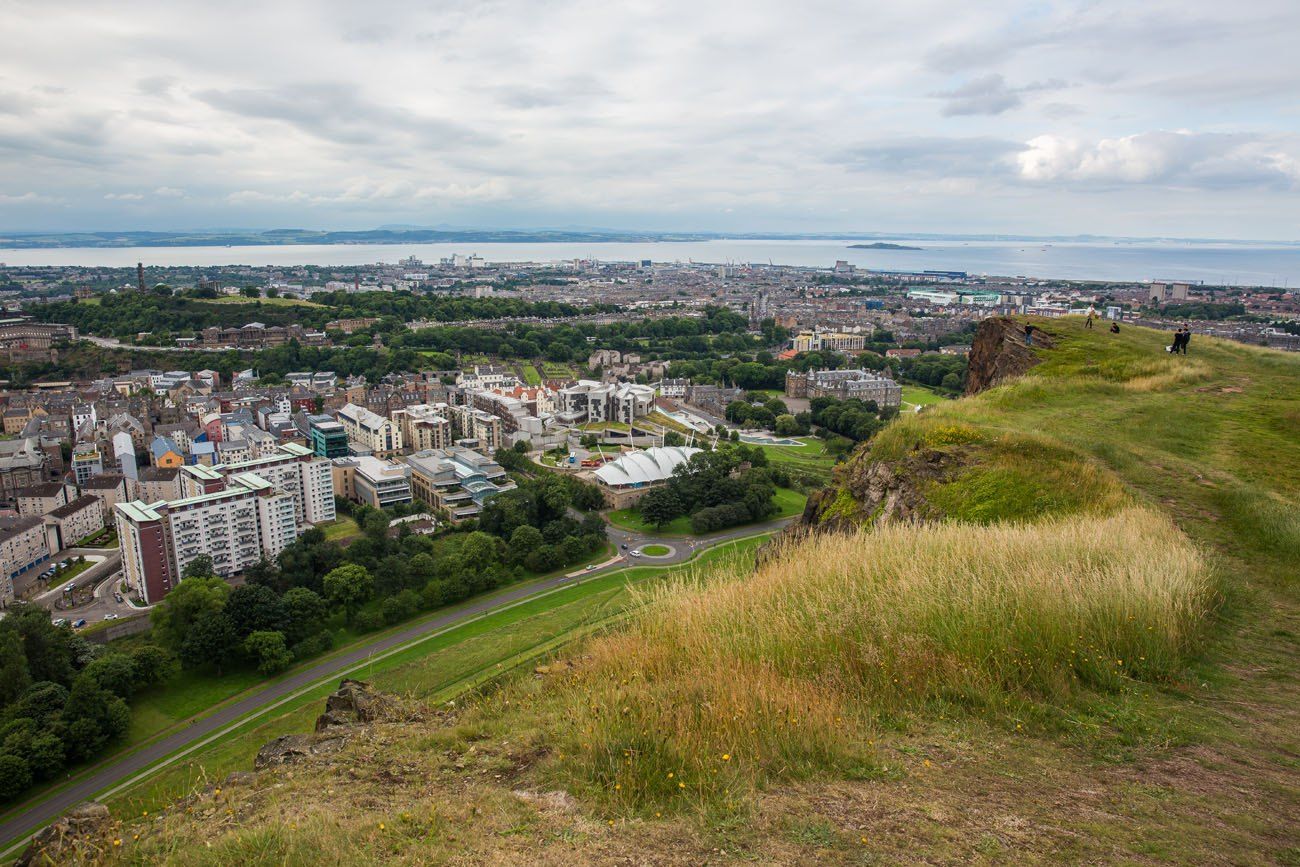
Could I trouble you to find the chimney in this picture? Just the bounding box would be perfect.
[137,262,146,293]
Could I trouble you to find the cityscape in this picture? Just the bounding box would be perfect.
[0,0,1297,864]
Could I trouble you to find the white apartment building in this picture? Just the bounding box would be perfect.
[557,381,656,425]
[337,403,402,455]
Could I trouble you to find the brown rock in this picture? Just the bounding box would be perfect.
[965,316,1054,395]
[253,732,349,770]
[15,801,111,867]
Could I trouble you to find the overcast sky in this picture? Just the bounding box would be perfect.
[2,0,1298,238]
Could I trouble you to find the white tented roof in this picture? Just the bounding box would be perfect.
[593,446,701,487]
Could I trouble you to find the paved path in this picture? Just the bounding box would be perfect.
[0,517,792,855]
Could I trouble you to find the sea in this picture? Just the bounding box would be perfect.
[2,239,1299,287]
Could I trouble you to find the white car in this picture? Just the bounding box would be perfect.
[103,613,120,621]
[584,564,597,571]
[630,551,643,557]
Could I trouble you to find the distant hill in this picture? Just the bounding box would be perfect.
[0,228,716,249]
[847,241,921,250]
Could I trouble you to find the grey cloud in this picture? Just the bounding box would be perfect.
[137,76,175,96]
[831,136,1022,176]
[932,74,1067,116]
[195,82,495,148]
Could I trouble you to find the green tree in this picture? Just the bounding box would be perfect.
[0,755,31,801]
[243,631,293,675]
[281,587,327,644]
[0,625,31,705]
[182,554,216,579]
[507,525,545,566]
[62,675,131,762]
[459,532,502,572]
[774,414,800,436]
[82,654,138,699]
[322,564,374,619]
[179,612,239,675]
[150,575,231,650]
[129,645,179,689]
[639,488,682,529]
[223,584,289,638]
[27,733,65,781]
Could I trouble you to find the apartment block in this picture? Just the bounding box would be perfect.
[392,404,453,452]
[337,403,402,455]
[16,482,73,517]
[332,455,412,508]
[44,495,105,551]
[556,381,655,425]
[0,516,50,603]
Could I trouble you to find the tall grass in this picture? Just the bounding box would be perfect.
[548,507,1217,812]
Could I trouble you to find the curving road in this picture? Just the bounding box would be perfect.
[0,516,792,856]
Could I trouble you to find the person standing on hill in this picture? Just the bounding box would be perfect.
[1085,309,1096,329]
[1178,324,1192,355]
[1168,326,1182,353]
[1024,323,1035,346]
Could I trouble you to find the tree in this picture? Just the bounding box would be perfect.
[243,631,293,676]
[240,285,260,298]
[507,525,545,566]
[639,488,682,529]
[62,675,130,761]
[223,584,288,638]
[0,625,31,705]
[150,576,231,650]
[281,587,327,644]
[183,555,216,579]
[0,755,31,801]
[179,612,239,675]
[82,654,138,699]
[774,414,800,436]
[129,645,179,689]
[322,564,374,619]
[27,733,65,781]
[459,532,502,572]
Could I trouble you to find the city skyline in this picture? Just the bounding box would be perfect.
[2,0,1299,239]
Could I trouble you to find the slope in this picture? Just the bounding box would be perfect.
[53,317,1300,865]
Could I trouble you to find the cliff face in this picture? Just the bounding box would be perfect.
[799,447,965,531]
[965,316,1053,395]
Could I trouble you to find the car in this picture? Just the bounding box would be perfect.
[584,564,597,571]
[65,583,75,593]
[620,543,628,549]
[630,551,643,557]
[52,618,67,627]
[114,593,124,604]
[103,613,119,621]
[72,619,86,629]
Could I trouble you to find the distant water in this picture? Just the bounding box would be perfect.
[2,239,1298,287]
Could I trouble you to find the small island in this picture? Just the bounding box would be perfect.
[848,242,922,250]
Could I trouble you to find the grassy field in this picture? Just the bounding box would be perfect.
[541,361,578,380]
[756,436,838,483]
[103,536,770,817]
[317,516,361,542]
[900,383,945,409]
[639,544,670,556]
[520,363,543,386]
[607,486,806,536]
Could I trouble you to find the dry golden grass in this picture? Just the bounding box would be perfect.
[547,507,1217,813]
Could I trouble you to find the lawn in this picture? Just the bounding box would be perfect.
[521,364,543,386]
[640,544,671,556]
[901,383,945,408]
[542,361,578,380]
[317,516,361,542]
[607,487,806,536]
[757,436,838,482]
[107,535,771,815]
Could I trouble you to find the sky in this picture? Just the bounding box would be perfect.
[1,0,1299,239]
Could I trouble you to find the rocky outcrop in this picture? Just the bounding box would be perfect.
[314,678,390,732]
[965,316,1054,395]
[253,732,350,770]
[15,802,111,867]
[254,680,390,770]
[802,447,965,530]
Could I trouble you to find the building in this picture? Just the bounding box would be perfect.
[658,378,690,398]
[134,466,182,503]
[784,369,902,407]
[0,438,57,504]
[217,443,336,525]
[404,448,516,522]
[592,445,701,509]
[332,455,412,508]
[150,436,186,469]
[0,516,50,605]
[298,413,350,459]
[115,472,298,603]
[557,381,655,425]
[70,443,103,487]
[791,329,867,353]
[337,403,402,456]
[79,474,130,523]
[448,404,503,453]
[44,495,104,551]
[1148,281,1192,305]
[16,482,73,517]
[392,404,453,452]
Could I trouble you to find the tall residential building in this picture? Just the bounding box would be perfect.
[70,443,103,487]
[337,403,402,455]
[556,381,655,425]
[392,404,453,453]
[301,413,349,458]
[114,443,335,603]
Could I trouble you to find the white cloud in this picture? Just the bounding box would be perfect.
[1017,131,1300,189]
[104,192,145,200]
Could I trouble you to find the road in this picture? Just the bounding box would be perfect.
[0,516,793,855]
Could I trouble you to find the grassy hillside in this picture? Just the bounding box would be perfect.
[77,318,1300,865]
